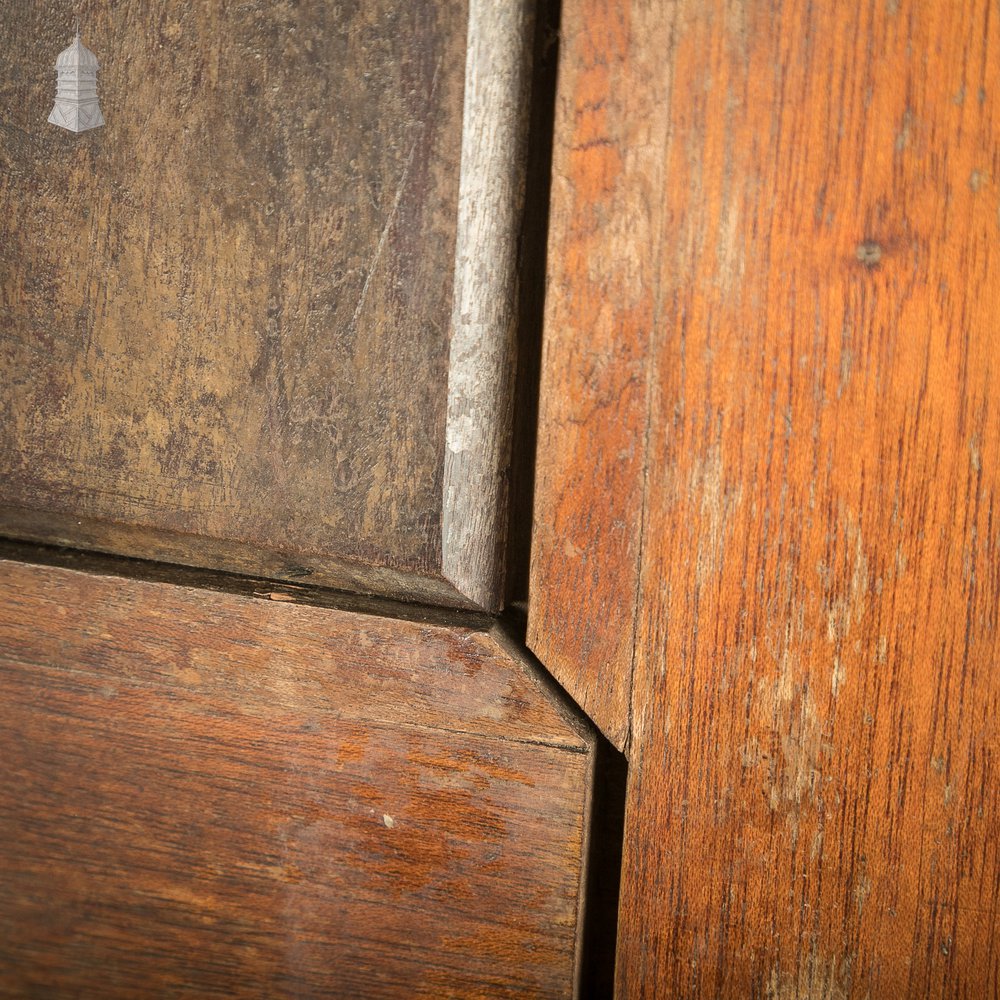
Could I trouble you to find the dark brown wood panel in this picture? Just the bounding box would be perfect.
[0,1,532,611]
[530,0,1000,995]
[0,558,595,997]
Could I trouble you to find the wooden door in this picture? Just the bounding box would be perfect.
[8,0,996,996]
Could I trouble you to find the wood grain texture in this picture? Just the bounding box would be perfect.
[0,1,528,611]
[531,0,1000,995]
[527,0,669,751]
[0,557,595,998]
[442,0,534,608]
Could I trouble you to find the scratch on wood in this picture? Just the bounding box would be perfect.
[349,60,442,334]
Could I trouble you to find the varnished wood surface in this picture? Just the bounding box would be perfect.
[0,558,595,997]
[0,1,530,611]
[531,0,999,996]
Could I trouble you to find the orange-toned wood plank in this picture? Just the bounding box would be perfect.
[527,0,669,752]
[532,0,999,994]
[0,558,595,997]
[619,0,1000,995]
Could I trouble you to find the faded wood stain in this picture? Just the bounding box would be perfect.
[0,0,529,612]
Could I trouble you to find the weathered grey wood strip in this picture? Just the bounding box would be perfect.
[442,0,535,611]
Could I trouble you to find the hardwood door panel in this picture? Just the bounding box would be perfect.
[0,557,595,997]
[0,0,533,610]
[530,0,1000,995]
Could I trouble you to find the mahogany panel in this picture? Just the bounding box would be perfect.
[531,0,1000,995]
[0,558,595,997]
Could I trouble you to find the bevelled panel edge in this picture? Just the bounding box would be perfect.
[441,0,535,613]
